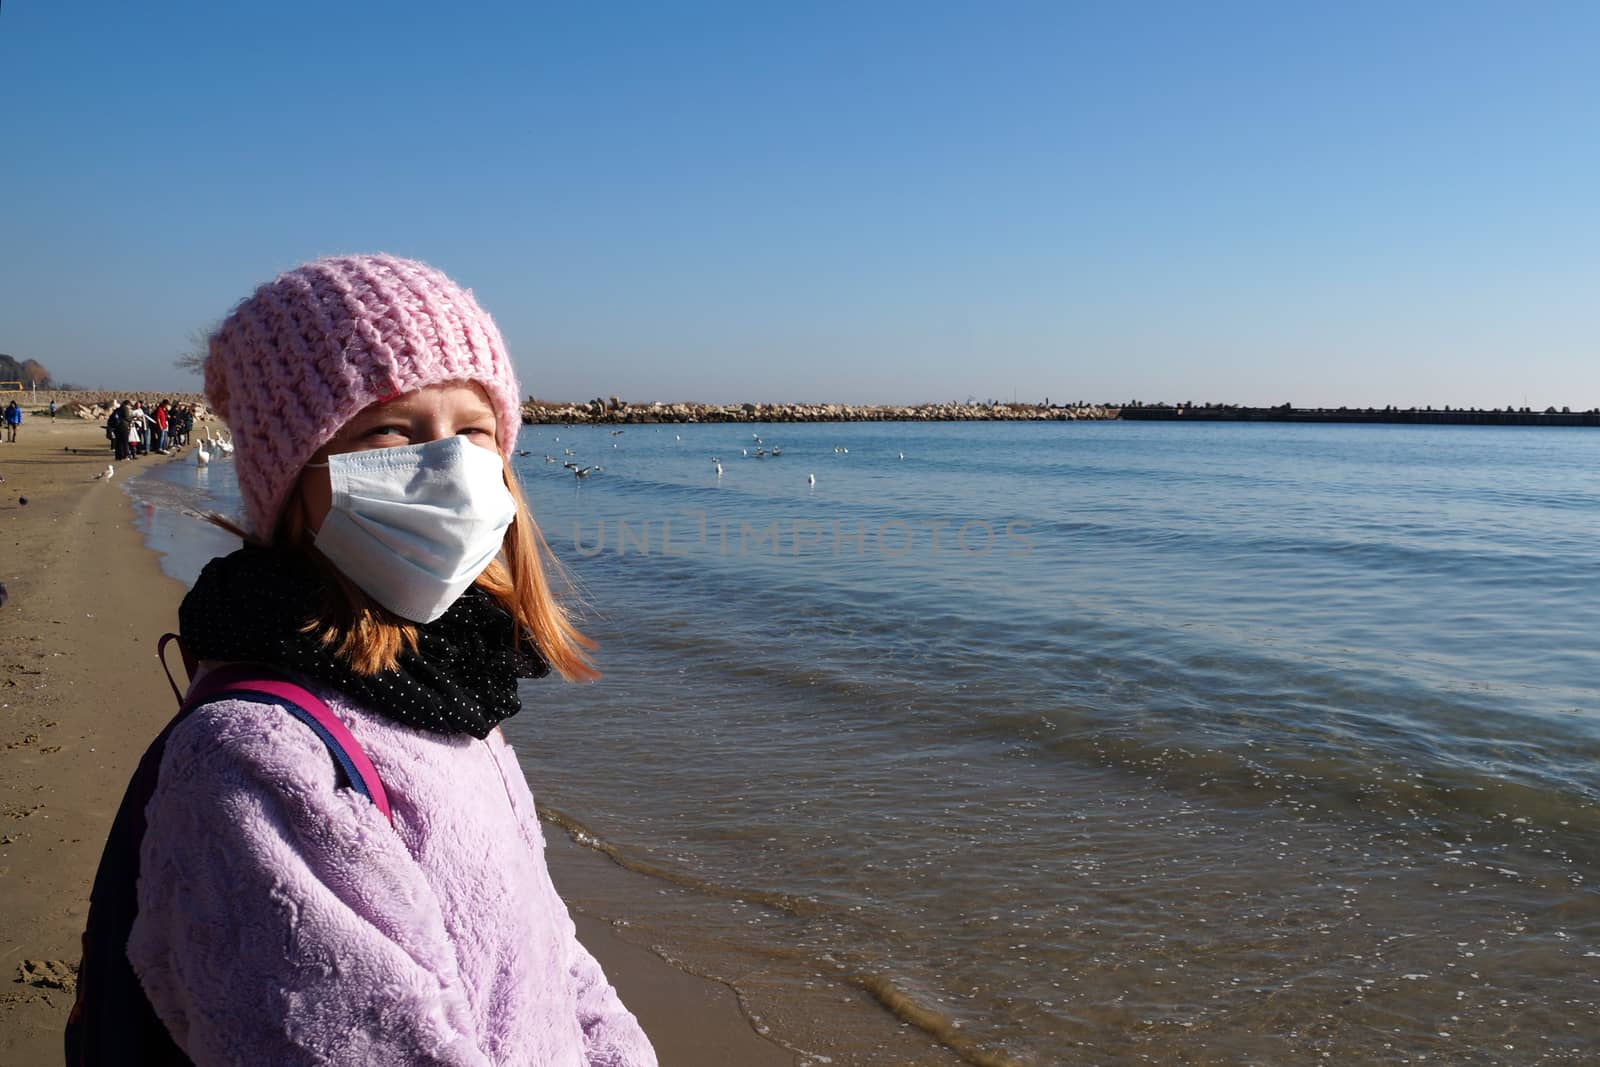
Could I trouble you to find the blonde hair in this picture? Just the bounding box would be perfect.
[213,456,597,681]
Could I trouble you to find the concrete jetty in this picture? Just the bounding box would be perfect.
[1116,403,1600,427]
[520,397,1600,427]
[520,398,1116,424]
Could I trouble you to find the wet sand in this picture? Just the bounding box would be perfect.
[0,414,790,1066]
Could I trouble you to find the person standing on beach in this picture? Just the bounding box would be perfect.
[126,403,143,457]
[4,400,20,442]
[154,400,170,453]
[81,255,656,1066]
[107,401,132,461]
[128,400,147,456]
[49,399,57,421]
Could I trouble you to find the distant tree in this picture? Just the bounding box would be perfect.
[19,358,51,387]
[0,353,49,385]
[174,321,220,375]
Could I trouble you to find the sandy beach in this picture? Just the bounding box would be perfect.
[0,412,791,1066]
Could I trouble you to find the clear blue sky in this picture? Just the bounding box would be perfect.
[2,1,1596,408]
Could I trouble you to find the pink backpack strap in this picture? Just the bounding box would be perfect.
[164,641,393,825]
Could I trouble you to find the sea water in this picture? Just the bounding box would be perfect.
[131,422,1600,1065]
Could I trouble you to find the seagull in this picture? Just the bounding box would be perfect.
[563,461,580,471]
[544,454,557,463]
[96,464,114,480]
[808,473,815,486]
[515,449,533,457]
[563,448,576,456]
[573,465,599,479]
[610,430,625,436]
[770,447,782,457]
[713,458,723,476]
[898,452,905,460]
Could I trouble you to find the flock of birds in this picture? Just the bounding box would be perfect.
[513,442,601,479]
[519,429,907,487]
[94,429,234,483]
[89,425,909,490]
[193,430,234,466]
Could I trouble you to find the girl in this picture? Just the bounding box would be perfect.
[125,404,142,457]
[125,254,656,1065]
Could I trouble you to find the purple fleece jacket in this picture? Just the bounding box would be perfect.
[127,674,657,1067]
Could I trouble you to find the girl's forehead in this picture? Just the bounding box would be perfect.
[360,381,494,417]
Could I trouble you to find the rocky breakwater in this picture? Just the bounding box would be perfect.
[522,397,1118,425]
[24,390,212,424]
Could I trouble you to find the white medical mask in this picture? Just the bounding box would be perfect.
[309,435,516,623]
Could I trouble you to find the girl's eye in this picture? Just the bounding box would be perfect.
[367,425,409,439]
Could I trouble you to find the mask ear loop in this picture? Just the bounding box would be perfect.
[156,632,197,707]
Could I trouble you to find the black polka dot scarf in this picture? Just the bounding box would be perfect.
[178,545,549,739]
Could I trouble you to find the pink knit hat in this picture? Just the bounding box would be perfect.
[205,254,523,537]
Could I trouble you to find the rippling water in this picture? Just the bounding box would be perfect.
[134,422,1600,1065]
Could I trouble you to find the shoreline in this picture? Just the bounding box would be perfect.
[0,419,791,1066]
